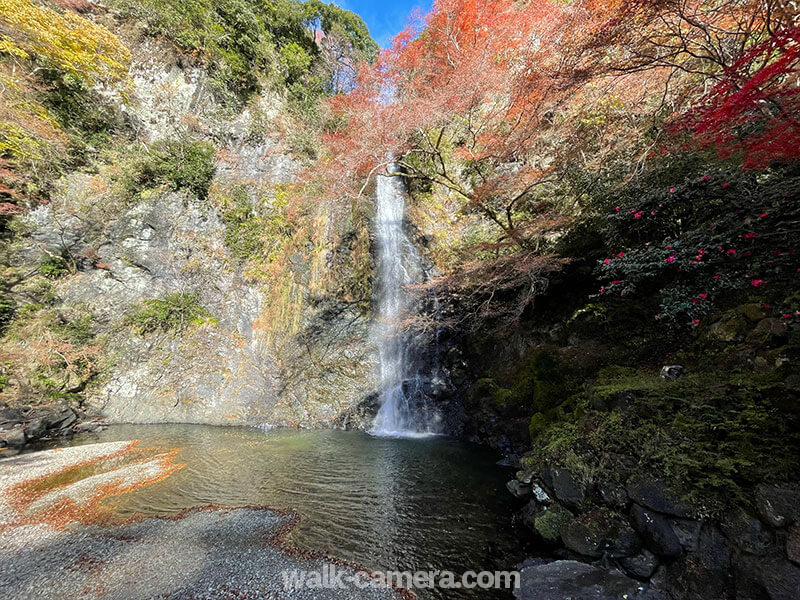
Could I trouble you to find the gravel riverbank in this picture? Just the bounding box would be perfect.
[0,443,403,600]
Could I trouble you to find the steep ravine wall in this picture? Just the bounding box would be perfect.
[7,28,379,428]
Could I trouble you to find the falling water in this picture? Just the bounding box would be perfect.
[370,167,434,436]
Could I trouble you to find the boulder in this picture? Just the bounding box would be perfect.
[561,509,641,558]
[670,518,702,552]
[721,508,770,556]
[42,405,77,431]
[755,484,800,527]
[0,427,26,447]
[543,466,587,509]
[598,482,630,509]
[626,477,692,517]
[0,407,24,426]
[746,318,787,346]
[666,524,732,600]
[23,418,46,440]
[520,500,572,544]
[514,560,669,600]
[787,524,800,566]
[507,479,532,499]
[738,303,767,322]
[659,365,686,380]
[619,549,659,580]
[760,555,800,600]
[630,505,683,558]
[708,313,748,343]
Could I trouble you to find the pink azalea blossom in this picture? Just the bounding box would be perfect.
[782,314,792,319]
[650,211,655,216]
[743,232,756,240]
[618,252,625,258]
[727,249,736,255]
[691,319,700,326]
[713,275,721,281]
[698,293,708,299]
[604,259,611,265]
[751,279,765,287]
[612,280,623,285]
[669,188,675,193]
[634,211,643,219]
[666,256,676,263]
[759,212,768,218]
[665,245,672,250]
[722,183,730,188]
[615,206,620,212]
[691,298,700,304]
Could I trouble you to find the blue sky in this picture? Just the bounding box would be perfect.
[334,0,433,47]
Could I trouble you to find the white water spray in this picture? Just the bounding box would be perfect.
[370,167,434,437]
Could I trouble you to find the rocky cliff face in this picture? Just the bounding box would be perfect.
[2,24,378,430]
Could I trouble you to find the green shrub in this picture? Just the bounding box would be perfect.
[125,292,216,335]
[38,254,71,279]
[120,139,215,201]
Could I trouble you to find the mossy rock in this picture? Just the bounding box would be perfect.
[469,378,514,408]
[534,504,573,544]
[737,303,767,322]
[707,312,749,343]
[530,412,549,440]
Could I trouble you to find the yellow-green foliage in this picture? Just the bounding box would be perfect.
[0,303,103,403]
[125,292,216,335]
[0,0,131,86]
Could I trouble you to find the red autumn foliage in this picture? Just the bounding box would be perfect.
[671,24,800,168]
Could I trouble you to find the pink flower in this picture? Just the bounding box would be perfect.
[691,298,700,304]
[634,211,643,219]
[698,249,705,255]
[615,206,620,212]
[631,209,636,214]
[650,211,655,216]
[669,188,675,193]
[612,280,623,285]
[743,232,756,240]
[727,249,736,255]
[722,182,730,188]
[782,314,792,319]
[698,293,708,299]
[751,279,765,287]
[691,260,699,264]
[691,319,700,326]
[713,275,721,281]
[665,245,672,250]
[717,246,724,251]
[618,252,625,258]
[654,315,660,320]
[600,286,606,293]
[666,256,676,263]
[604,259,611,265]
[759,212,768,218]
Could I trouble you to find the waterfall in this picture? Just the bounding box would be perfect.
[370,167,435,437]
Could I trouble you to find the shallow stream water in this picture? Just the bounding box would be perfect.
[35,425,525,599]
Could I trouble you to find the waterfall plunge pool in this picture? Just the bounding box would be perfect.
[27,424,528,599]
